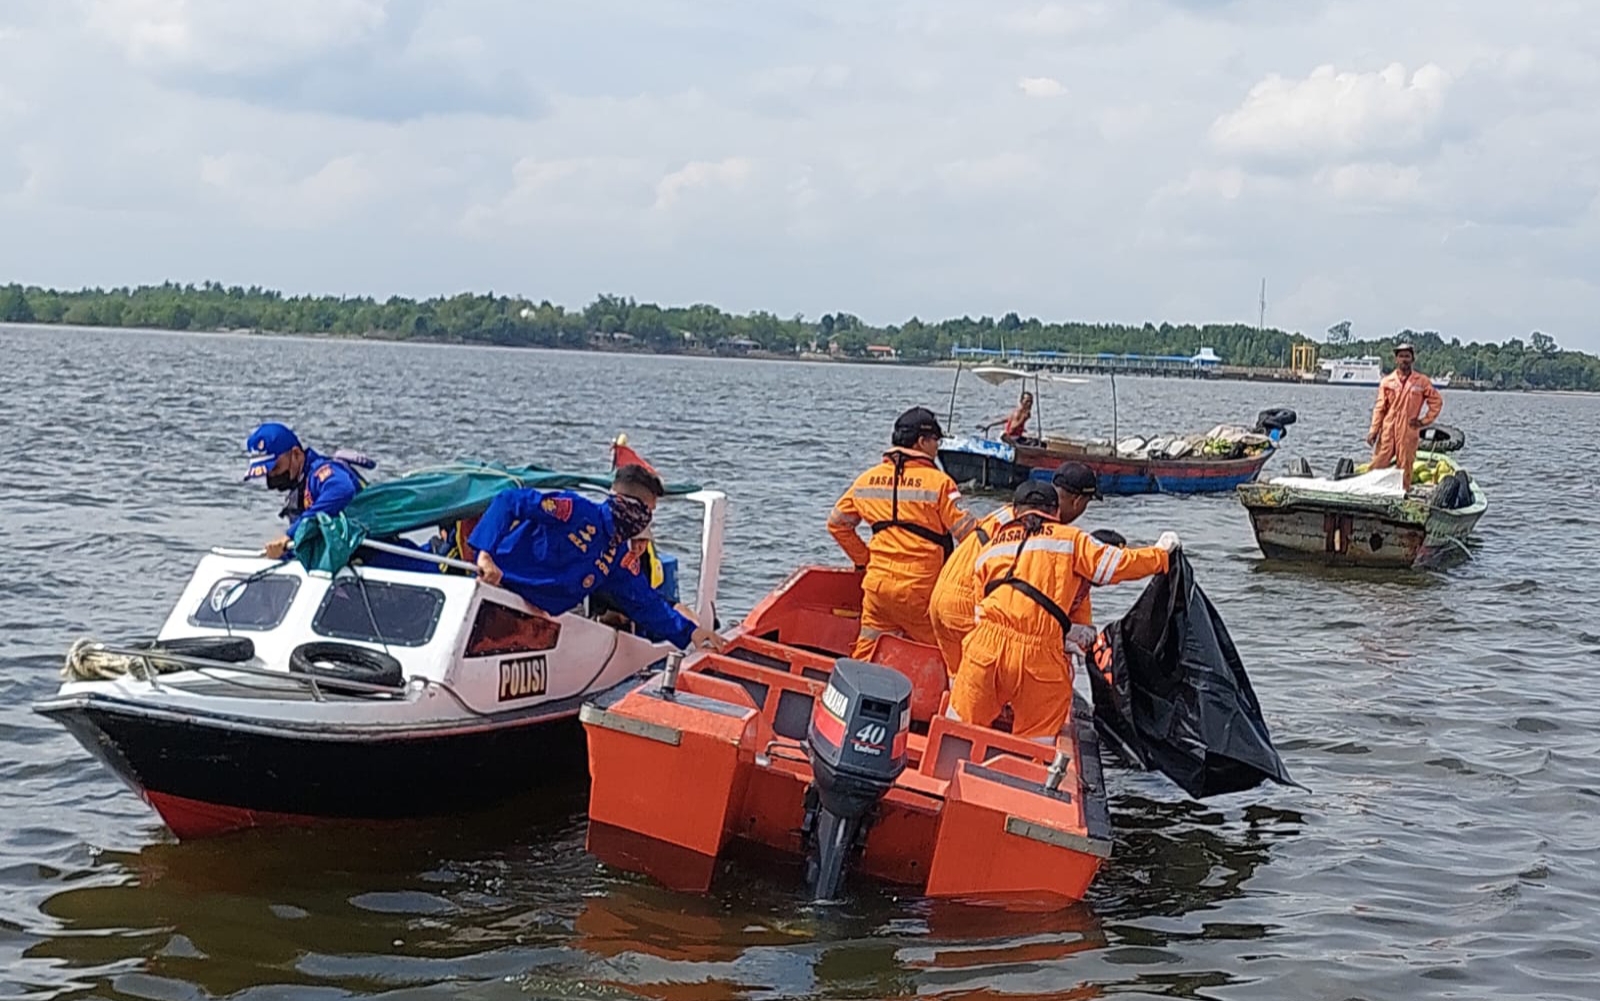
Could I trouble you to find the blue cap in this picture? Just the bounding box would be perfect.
[244,423,301,482]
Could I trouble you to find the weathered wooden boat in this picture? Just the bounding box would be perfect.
[939,426,1285,495]
[937,363,1294,495]
[33,458,728,840]
[1237,446,1485,568]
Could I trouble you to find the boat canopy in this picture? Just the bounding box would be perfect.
[290,461,703,574]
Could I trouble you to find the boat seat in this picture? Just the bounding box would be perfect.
[692,648,828,751]
[862,634,948,725]
[921,714,1057,781]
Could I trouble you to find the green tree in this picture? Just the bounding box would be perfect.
[0,284,35,323]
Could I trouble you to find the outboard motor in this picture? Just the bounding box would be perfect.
[803,659,912,902]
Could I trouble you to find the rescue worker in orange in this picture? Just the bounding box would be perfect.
[830,407,977,659]
[1367,342,1443,490]
[949,480,1179,743]
[927,461,1104,676]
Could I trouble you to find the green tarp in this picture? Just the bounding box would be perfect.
[290,461,702,575]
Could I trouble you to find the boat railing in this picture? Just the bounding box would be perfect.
[79,642,414,702]
[207,541,481,575]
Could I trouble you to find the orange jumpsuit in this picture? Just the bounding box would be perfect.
[928,505,1013,675]
[829,450,976,659]
[1368,369,1442,489]
[950,517,1168,742]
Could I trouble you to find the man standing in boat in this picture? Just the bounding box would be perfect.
[470,464,722,652]
[949,480,1178,743]
[829,407,978,659]
[1366,342,1443,491]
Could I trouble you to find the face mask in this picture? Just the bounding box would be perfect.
[609,494,654,540]
[266,469,295,492]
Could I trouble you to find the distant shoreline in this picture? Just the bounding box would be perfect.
[5,320,1592,395]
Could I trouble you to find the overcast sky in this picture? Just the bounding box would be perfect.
[1,1,1596,348]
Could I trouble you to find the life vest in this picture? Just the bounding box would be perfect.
[981,513,1074,637]
[868,451,955,558]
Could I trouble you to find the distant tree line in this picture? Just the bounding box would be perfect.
[1,282,1595,391]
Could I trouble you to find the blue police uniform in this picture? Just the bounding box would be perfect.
[283,449,363,537]
[467,487,695,648]
[246,424,364,533]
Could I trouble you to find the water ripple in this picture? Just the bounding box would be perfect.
[3,324,1599,999]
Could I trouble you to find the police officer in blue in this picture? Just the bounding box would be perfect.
[469,464,722,651]
[244,422,367,559]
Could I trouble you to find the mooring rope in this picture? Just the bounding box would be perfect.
[61,639,186,682]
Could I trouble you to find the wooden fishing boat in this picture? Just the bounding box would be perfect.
[939,430,1281,495]
[580,567,1113,909]
[1237,449,1485,568]
[936,364,1294,495]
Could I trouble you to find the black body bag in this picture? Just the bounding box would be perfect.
[1087,553,1298,799]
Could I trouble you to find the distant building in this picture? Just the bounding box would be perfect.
[866,344,897,359]
[1191,347,1222,368]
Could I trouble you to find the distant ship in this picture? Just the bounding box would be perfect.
[1319,356,1454,389]
[1320,356,1384,386]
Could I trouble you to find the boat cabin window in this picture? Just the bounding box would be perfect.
[312,579,446,648]
[465,600,562,657]
[189,575,301,631]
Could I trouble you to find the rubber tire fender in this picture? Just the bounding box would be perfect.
[289,641,404,690]
[133,636,256,663]
[1417,423,1465,453]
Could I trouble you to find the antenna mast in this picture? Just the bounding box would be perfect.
[1258,278,1267,333]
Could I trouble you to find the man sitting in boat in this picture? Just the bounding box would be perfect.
[245,422,374,560]
[949,480,1178,743]
[469,464,722,651]
[1366,342,1443,490]
[927,461,1104,676]
[1002,391,1034,438]
[829,407,978,659]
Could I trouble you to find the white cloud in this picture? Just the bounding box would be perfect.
[654,157,754,210]
[1018,76,1066,98]
[1210,62,1453,165]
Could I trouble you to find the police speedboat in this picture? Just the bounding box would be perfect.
[33,461,727,840]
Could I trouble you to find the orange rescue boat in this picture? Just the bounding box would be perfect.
[580,566,1114,908]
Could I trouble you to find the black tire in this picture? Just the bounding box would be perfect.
[289,642,404,690]
[1417,423,1465,453]
[1287,457,1313,478]
[1333,457,1356,480]
[133,636,255,663]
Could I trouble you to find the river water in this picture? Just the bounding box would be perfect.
[2,324,1597,1001]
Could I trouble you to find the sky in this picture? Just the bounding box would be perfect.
[1,0,1597,349]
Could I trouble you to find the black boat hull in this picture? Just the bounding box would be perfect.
[37,695,597,839]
